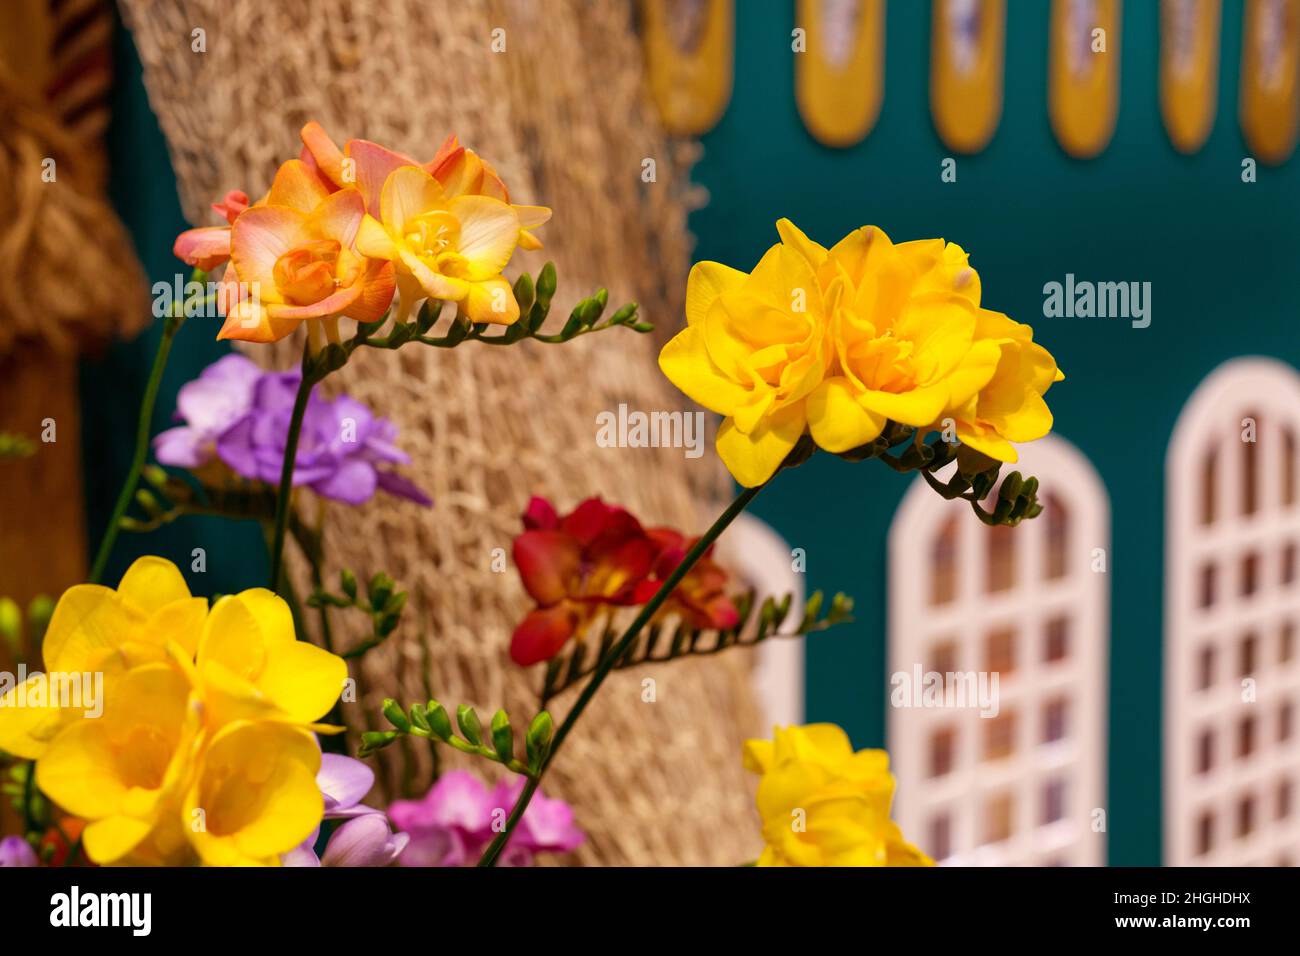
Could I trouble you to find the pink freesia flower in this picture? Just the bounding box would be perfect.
[388,769,583,867]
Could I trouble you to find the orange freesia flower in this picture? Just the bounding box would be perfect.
[218,160,395,345]
[299,123,550,250]
[302,123,549,325]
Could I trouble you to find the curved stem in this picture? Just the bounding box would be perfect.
[89,311,186,584]
[268,371,314,593]
[477,483,764,866]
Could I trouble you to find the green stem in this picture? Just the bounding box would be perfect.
[476,483,764,866]
[89,309,187,584]
[268,365,314,593]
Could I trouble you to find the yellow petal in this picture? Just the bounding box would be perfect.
[448,195,520,280]
[36,721,126,819]
[0,674,69,759]
[657,326,749,415]
[380,166,445,236]
[807,377,887,453]
[684,260,748,327]
[116,556,192,616]
[775,218,828,268]
[82,815,154,864]
[460,276,520,325]
[258,641,348,724]
[355,214,399,260]
[715,401,807,488]
[41,585,140,674]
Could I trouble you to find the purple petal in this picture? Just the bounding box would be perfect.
[321,814,408,867]
[214,414,260,480]
[376,470,433,506]
[318,754,375,815]
[280,839,322,867]
[152,426,207,468]
[311,458,378,504]
[0,836,38,867]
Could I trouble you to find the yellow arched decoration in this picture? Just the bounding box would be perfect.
[795,0,886,147]
[1160,0,1221,154]
[1049,0,1121,159]
[930,0,1005,154]
[642,0,734,137]
[1240,0,1300,165]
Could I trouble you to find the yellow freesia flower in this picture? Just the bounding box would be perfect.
[184,720,323,866]
[659,219,1061,486]
[36,662,199,865]
[0,556,204,759]
[743,723,932,867]
[355,165,532,326]
[658,232,836,487]
[191,587,348,729]
[0,557,349,866]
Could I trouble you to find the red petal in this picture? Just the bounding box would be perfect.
[513,530,580,605]
[522,496,559,531]
[560,497,618,546]
[510,607,577,665]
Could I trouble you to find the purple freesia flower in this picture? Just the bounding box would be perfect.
[153,354,261,468]
[0,835,38,867]
[283,754,409,867]
[154,354,430,507]
[388,769,584,867]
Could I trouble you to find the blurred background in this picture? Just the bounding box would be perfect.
[2,0,1299,866]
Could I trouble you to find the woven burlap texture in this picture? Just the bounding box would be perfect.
[118,0,767,865]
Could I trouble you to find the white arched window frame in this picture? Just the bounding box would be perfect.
[1165,358,1300,867]
[719,513,805,727]
[888,435,1109,866]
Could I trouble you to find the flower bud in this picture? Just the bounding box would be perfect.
[456,704,483,746]
[490,709,514,763]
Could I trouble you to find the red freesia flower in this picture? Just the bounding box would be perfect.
[509,496,739,666]
[643,528,742,632]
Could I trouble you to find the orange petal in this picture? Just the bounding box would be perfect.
[343,260,396,323]
[173,226,231,270]
[306,187,366,246]
[266,159,331,213]
[300,121,345,186]
[348,140,418,216]
[230,205,310,293]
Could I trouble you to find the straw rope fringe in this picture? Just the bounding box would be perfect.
[118,0,764,865]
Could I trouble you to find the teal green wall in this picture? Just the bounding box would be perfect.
[689,0,1300,865]
[84,22,265,595]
